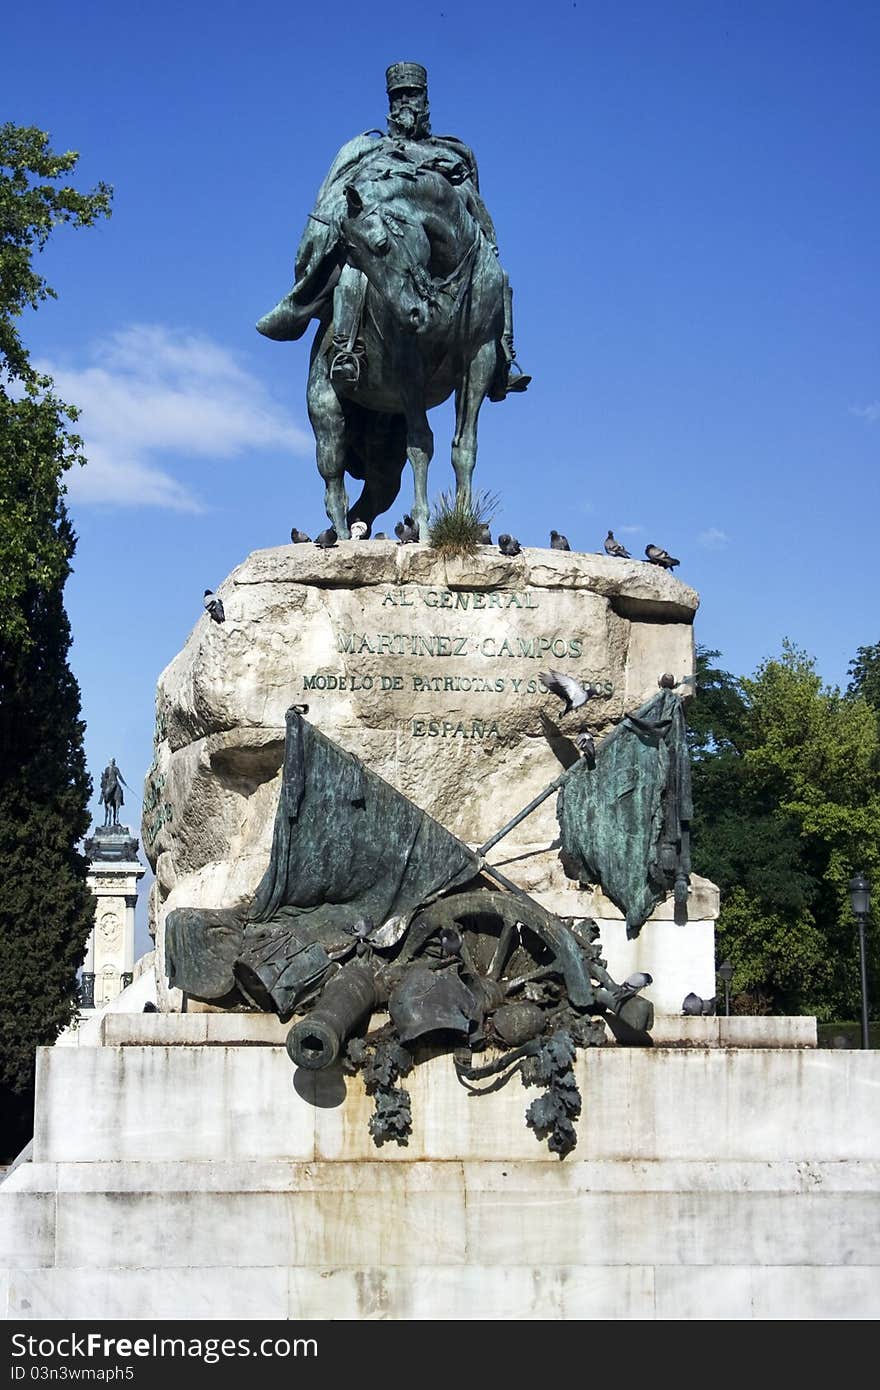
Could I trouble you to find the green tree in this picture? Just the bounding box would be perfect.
[689,648,816,918]
[0,124,111,1158]
[848,641,880,720]
[690,642,880,1019]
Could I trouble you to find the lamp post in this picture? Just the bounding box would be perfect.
[718,959,734,1018]
[849,872,872,1050]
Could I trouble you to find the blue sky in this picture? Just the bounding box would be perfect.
[7,2,880,944]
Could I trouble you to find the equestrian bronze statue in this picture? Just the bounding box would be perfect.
[99,758,127,828]
[257,62,529,539]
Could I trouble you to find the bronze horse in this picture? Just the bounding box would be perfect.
[300,167,506,538]
[100,760,125,827]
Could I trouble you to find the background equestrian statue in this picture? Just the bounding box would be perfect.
[258,62,530,537]
[99,758,128,828]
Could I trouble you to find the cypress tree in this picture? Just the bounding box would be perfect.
[0,124,111,1158]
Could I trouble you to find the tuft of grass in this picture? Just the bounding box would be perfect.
[427,489,499,557]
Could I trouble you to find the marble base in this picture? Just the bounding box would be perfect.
[2,1019,876,1320]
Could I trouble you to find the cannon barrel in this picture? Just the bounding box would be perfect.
[286,960,380,1069]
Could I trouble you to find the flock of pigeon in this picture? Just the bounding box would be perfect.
[285,519,680,569]
[203,522,680,623]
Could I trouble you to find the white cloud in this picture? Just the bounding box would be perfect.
[36,325,311,511]
[851,402,880,424]
[698,527,729,550]
[617,524,644,536]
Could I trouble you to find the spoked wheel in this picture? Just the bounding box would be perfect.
[389,889,603,1047]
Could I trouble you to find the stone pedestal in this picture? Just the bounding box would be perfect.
[83,826,145,1009]
[144,543,716,1012]
[2,1016,877,1320]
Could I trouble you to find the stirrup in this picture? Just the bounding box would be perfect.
[506,361,531,394]
[330,350,362,384]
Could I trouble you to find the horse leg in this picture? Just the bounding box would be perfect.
[349,470,403,534]
[399,367,433,537]
[307,350,350,537]
[405,406,433,539]
[452,340,497,511]
[347,414,408,534]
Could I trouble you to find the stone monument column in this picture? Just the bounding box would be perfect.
[83,821,145,1009]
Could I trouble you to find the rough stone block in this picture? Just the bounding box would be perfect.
[144,544,704,1008]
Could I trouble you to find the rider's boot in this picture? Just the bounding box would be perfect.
[489,278,531,401]
[487,338,532,401]
[330,267,368,385]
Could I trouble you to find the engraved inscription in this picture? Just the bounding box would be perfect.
[305,672,613,697]
[336,632,584,659]
[302,585,615,740]
[381,588,539,610]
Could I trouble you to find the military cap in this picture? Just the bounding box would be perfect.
[386,61,428,93]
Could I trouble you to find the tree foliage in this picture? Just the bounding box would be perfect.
[0,123,112,381]
[691,643,880,1019]
[848,641,880,718]
[0,124,111,1156]
[1,124,111,648]
[0,565,94,1090]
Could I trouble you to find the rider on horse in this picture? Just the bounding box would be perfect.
[100,758,127,828]
[257,62,530,400]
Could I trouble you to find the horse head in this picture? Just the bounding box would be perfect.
[340,183,435,334]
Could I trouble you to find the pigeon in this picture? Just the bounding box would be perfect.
[683,992,716,1016]
[290,527,311,544]
[575,732,596,763]
[550,530,571,551]
[498,533,521,557]
[395,514,419,544]
[345,915,375,957]
[539,669,593,716]
[623,972,653,991]
[350,521,368,540]
[439,926,463,957]
[314,527,338,549]
[604,530,631,558]
[645,543,679,570]
[478,523,492,545]
[618,971,653,1003]
[349,915,374,937]
[373,531,388,540]
[204,589,225,623]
